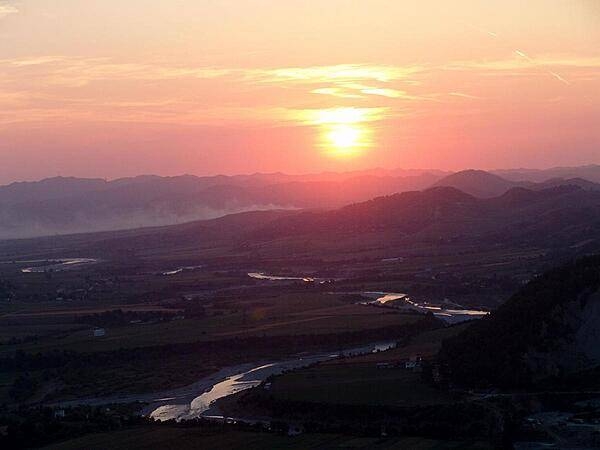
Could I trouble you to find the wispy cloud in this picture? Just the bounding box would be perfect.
[311,87,364,99]
[1,54,598,128]
[291,107,391,125]
[251,64,420,101]
[0,2,18,20]
[447,92,484,100]
[259,64,417,83]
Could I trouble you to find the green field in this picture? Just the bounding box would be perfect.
[0,295,419,355]
[268,364,452,408]
[43,426,494,450]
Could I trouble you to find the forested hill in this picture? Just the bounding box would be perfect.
[439,255,600,387]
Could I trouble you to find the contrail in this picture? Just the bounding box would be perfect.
[468,24,572,86]
[514,49,531,60]
[549,71,571,85]
[514,49,571,85]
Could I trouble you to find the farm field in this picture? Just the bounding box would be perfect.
[0,291,420,355]
[43,426,495,450]
[267,365,453,407]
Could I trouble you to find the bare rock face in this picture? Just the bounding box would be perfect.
[575,290,600,363]
[440,256,600,387]
[523,289,600,379]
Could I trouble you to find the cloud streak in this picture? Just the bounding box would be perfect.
[0,2,18,19]
[1,55,598,128]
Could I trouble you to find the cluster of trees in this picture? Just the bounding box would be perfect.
[8,373,40,402]
[234,388,512,444]
[0,404,144,448]
[0,278,15,301]
[2,349,77,372]
[1,334,40,346]
[79,309,176,327]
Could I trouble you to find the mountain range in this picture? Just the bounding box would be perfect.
[0,165,599,239]
[249,184,600,253]
[3,181,600,272]
[0,170,442,239]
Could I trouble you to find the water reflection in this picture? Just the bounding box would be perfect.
[363,292,489,324]
[149,342,396,422]
[20,258,98,273]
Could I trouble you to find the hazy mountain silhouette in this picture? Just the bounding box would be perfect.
[1,167,599,239]
[494,164,600,183]
[432,169,600,198]
[432,169,530,198]
[531,177,600,191]
[0,171,442,239]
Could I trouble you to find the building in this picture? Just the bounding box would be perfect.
[93,328,106,337]
[405,355,423,371]
[376,362,393,369]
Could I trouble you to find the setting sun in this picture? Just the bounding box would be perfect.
[300,107,378,158]
[325,124,363,157]
[329,125,360,148]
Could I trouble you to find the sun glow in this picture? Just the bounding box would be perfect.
[329,124,360,148]
[325,124,364,157]
[306,108,376,158]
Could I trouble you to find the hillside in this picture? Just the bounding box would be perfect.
[432,169,526,198]
[252,185,600,249]
[252,187,481,238]
[3,184,600,271]
[440,255,600,387]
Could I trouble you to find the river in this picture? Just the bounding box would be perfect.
[162,265,204,276]
[246,273,488,325]
[54,341,396,422]
[19,258,98,273]
[362,292,489,324]
[148,341,395,421]
[248,272,317,282]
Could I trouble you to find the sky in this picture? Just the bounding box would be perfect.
[1,0,600,183]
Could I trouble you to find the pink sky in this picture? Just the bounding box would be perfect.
[1,0,600,183]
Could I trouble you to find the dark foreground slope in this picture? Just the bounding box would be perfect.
[440,255,600,387]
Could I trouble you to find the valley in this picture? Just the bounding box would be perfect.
[2,171,600,449]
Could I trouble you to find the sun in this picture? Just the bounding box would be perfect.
[328,125,360,148]
[325,124,364,157]
[305,107,376,158]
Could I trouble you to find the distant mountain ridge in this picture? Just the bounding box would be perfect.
[432,169,527,198]
[493,164,600,183]
[0,170,444,239]
[1,165,599,239]
[432,169,600,198]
